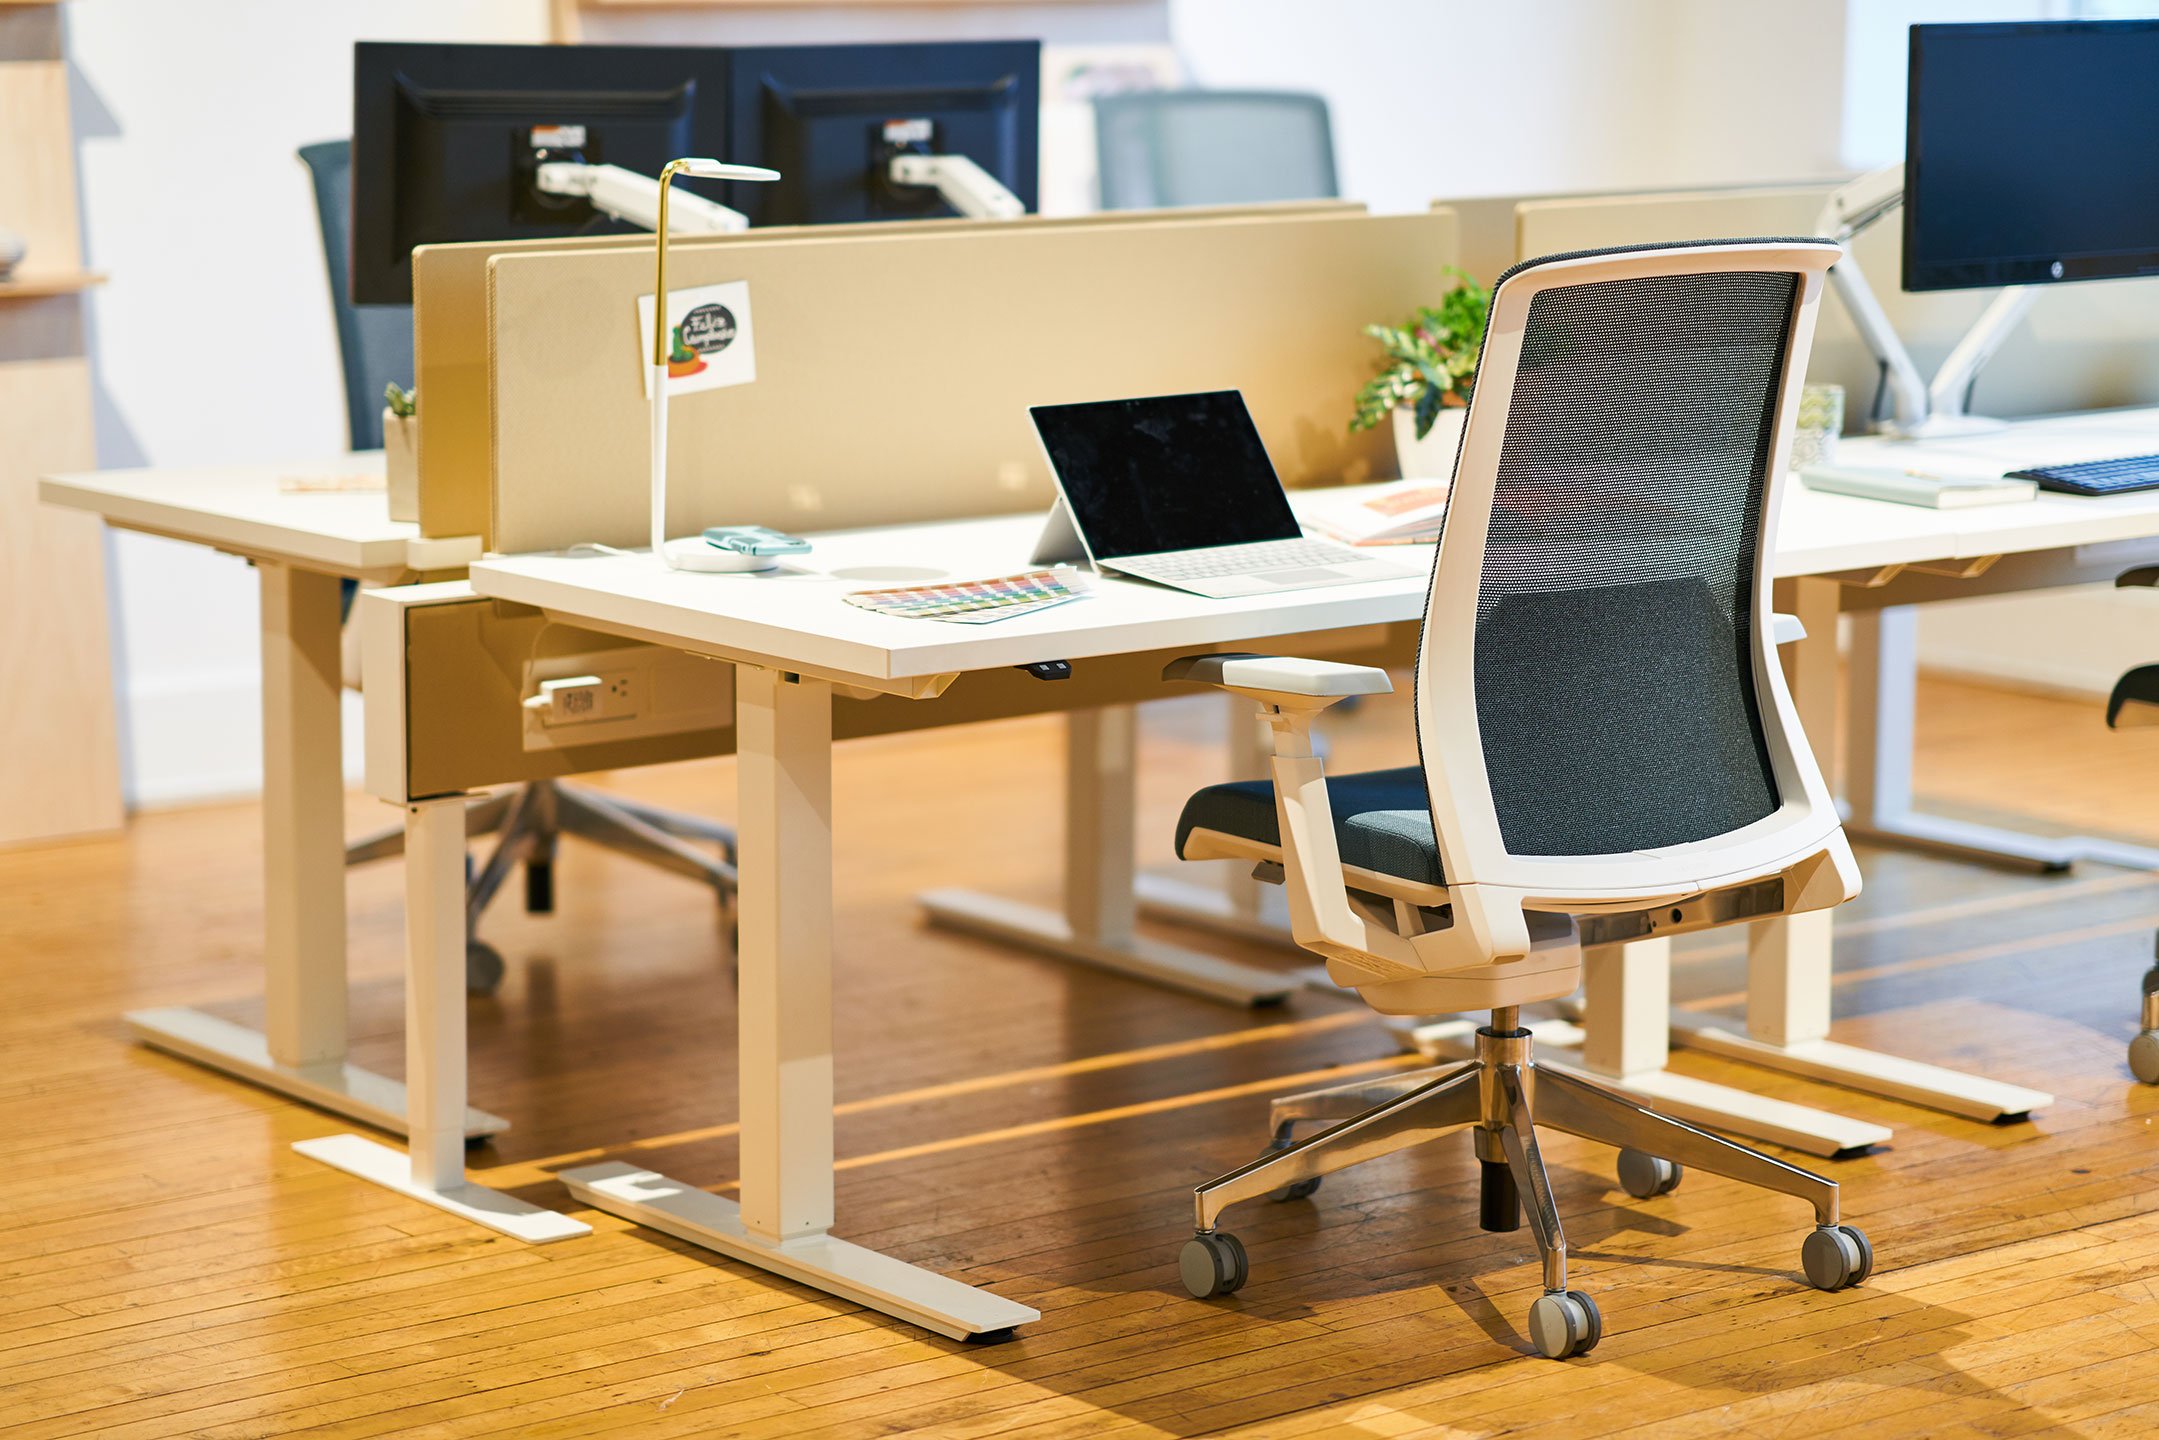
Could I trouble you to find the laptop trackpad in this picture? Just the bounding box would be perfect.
[1259,568,1347,584]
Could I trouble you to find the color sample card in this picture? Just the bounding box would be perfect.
[845,567,1094,624]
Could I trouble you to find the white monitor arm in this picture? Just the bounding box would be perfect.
[887,152,1026,221]
[1815,162,2037,439]
[536,161,750,235]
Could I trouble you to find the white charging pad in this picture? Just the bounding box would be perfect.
[661,536,779,573]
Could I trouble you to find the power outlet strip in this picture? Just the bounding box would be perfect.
[520,646,733,752]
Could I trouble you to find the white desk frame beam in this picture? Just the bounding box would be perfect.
[1675,576,2055,1124]
[1843,603,2159,872]
[128,560,507,1141]
[295,795,585,1242]
[921,704,1297,1007]
[561,669,1039,1338]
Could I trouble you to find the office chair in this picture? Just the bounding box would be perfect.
[1093,90,1336,210]
[1162,239,1873,1359]
[2098,601,2159,1084]
[299,141,739,992]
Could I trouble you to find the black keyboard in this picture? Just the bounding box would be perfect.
[2004,453,2159,496]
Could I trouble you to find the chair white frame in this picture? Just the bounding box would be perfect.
[1184,242,1860,1015]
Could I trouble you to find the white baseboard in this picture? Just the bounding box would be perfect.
[123,672,364,811]
[1916,586,2154,704]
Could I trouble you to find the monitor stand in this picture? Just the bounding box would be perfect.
[1817,164,2041,442]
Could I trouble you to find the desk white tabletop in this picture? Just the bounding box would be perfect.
[470,407,2159,688]
[40,456,481,579]
[473,507,1431,684]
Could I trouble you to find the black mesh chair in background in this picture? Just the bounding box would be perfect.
[298,141,740,992]
[2098,590,2159,1084]
[1163,240,1872,1359]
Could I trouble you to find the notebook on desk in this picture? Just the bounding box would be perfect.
[1027,389,1414,598]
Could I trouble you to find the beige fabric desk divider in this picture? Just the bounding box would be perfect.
[484,207,1459,556]
[1517,186,2159,423]
[413,201,1361,546]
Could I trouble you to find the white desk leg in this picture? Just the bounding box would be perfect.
[1839,605,2116,870]
[568,669,1037,1340]
[1670,581,2053,1124]
[1135,697,1299,949]
[921,704,1295,1006]
[1409,940,1891,1158]
[126,561,505,1140]
[296,797,587,1242]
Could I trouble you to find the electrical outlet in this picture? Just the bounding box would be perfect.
[521,646,732,751]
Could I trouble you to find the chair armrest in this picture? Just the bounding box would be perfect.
[2117,566,2159,590]
[1771,613,1805,646]
[1163,653,1394,703]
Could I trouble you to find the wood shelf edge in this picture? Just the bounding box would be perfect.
[0,271,106,298]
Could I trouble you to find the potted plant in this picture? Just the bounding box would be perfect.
[383,381,419,523]
[1350,268,1490,478]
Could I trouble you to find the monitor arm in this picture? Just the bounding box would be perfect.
[535,161,750,235]
[887,152,1026,221]
[1814,162,2037,440]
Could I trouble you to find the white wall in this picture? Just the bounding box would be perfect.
[71,0,551,806]
[1172,0,1850,208]
[78,0,1868,806]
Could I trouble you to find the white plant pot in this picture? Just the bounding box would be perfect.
[383,409,419,523]
[1393,404,1467,480]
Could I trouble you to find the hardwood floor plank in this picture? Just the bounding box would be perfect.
[7,679,2159,1436]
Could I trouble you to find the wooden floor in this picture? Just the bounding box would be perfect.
[5,675,2159,1438]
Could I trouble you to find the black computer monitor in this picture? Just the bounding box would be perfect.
[1904,19,2159,293]
[351,42,735,305]
[349,40,1041,306]
[723,42,1039,227]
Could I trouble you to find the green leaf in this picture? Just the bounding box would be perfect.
[1412,384,1443,439]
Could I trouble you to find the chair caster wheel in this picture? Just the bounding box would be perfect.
[1616,1148,1682,1199]
[1259,1136,1321,1202]
[2129,1031,2159,1085]
[1527,1289,1601,1359]
[465,941,506,996]
[1802,1224,1874,1291]
[1179,1231,1248,1299]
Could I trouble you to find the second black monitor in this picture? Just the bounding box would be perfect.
[351,39,1040,305]
[1904,19,2159,292]
[725,42,1038,227]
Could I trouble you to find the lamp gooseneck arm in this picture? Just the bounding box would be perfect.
[651,161,680,563]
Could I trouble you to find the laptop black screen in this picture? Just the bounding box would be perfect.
[1031,391,1303,562]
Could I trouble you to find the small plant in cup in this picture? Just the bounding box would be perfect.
[1350,268,1490,440]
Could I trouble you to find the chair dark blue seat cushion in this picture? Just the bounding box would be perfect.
[1174,767,1444,886]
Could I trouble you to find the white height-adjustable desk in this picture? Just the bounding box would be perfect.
[313,456,2111,1336]
[1662,407,2159,1126]
[36,459,498,1138]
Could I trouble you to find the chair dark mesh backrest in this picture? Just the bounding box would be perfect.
[1093,91,1336,211]
[1472,267,1797,857]
[297,140,413,452]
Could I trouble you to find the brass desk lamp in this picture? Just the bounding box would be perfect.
[650,158,781,572]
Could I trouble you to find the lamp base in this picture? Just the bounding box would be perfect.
[661,537,778,573]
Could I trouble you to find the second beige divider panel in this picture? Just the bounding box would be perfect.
[485,209,1458,555]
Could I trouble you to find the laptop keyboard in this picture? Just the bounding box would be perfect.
[1128,537,1363,581]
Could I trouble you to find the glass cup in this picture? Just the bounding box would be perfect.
[1792,383,1845,471]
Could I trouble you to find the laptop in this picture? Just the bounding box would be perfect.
[1028,390,1416,598]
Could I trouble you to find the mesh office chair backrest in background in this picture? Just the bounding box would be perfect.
[1415,239,1845,897]
[297,140,413,452]
[1093,90,1337,210]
